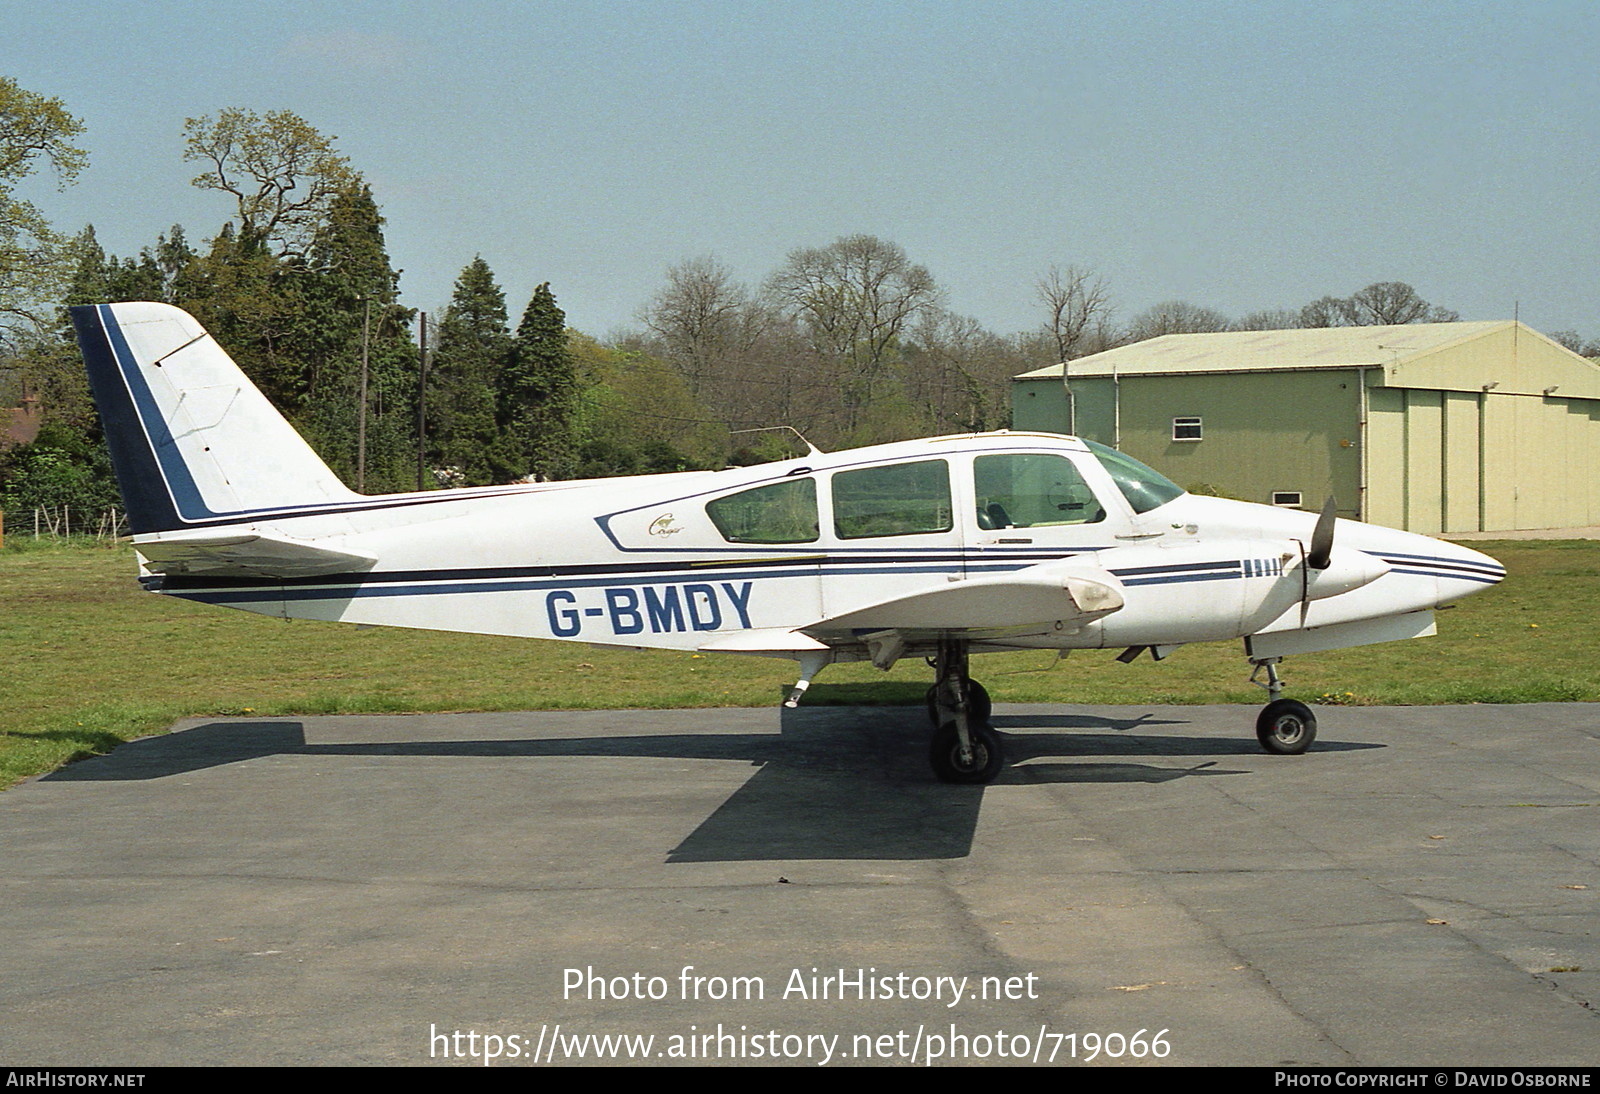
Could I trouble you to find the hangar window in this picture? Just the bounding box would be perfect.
[832,460,952,539]
[1271,491,1304,508]
[706,477,818,543]
[1172,417,1203,441]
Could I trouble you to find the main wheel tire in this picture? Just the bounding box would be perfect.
[929,720,1005,784]
[925,680,994,728]
[968,680,993,725]
[1256,699,1317,755]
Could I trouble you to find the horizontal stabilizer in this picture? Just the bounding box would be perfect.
[133,530,377,579]
[801,565,1123,640]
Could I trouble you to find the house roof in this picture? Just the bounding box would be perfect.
[2,397,41,450]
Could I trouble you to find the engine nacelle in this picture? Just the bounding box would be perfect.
[1301,546,1391,600]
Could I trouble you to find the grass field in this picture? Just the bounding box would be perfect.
[2,537,1596,788]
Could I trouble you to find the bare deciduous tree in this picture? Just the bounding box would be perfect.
[1126,300,1231,342]
[1035,264,1113,361]
[903,308,1019,433]
[1300,282,1458,327]
[641,255,762,398]
[766,234,942,430]
[1345,281,1458,325]
[1234,307,1303,331]
[1550,330,1600,357]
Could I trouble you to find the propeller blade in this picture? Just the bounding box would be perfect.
[1306,496,1337,570]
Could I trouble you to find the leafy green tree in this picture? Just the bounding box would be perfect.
[153,225,202,305]
[0,423,118,515]
[568,333,723,477]
[183,108,356,259]
[182,111,428,492]
[61,225,110,306]
[503,282,578,480]
[182,221,304,409]
[0,77,87,354]
[428,257,510,485]
[179,108,361,410]
[60,224,200,312]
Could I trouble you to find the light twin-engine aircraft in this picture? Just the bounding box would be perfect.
[72,302,1505,784]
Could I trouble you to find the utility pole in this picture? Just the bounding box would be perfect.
[357,297,371,492]
[415,311,428,491]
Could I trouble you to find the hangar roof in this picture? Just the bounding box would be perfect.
[1014,320,1600,399]
[1016,321,1515,379]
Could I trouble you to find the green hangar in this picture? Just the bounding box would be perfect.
[1010,321,1600,534]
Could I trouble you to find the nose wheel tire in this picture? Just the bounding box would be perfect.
[1256,699,1317,755]
[929,720,1005,784]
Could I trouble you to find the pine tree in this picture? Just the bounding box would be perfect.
[289,181,415,491]
[61,225,172,311]
[61,226,110,308]
[155,225,200,305]
[503,282,578,480]
[428,257,510,486]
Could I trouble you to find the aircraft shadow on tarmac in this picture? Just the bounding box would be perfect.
[42,707,1381,862]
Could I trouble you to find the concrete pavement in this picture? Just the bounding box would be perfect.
[0,702,1596,1066]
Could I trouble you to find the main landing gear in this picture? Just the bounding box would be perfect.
[1249,657,1317,755]
[925,639,1004,784]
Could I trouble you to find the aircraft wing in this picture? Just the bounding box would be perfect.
[698,628,832,653]
[132,530,378,579]
[799,564,1124,641]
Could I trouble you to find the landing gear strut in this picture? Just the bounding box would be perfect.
[926,639,1004,784]
[1249,657,1317,755]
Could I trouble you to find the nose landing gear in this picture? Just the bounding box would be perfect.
[1249,657,1317,755]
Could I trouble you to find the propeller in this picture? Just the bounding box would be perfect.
[1299,495,1388,610]
[1306,496,1337,571]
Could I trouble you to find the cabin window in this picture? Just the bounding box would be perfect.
[832,460,952,539]
[1172,416,1203,441]
[974,454,1105,528]
[1272,491,1303,508]
[1084,439,1185,514]
[705,477,819,543]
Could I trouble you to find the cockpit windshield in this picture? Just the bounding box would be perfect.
[1084,439,1185,514]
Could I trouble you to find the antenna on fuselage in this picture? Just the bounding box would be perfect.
[729,425,824,458]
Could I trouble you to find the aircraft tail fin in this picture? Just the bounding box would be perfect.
[71,302,359,534]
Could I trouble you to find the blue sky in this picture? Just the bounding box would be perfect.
[8,0,1597,340]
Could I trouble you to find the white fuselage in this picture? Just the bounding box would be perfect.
[137,432,1503,665]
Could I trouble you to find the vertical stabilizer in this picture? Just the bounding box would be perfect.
[72,302,358,534]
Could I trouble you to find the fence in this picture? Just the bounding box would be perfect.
[1,506,128,543]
